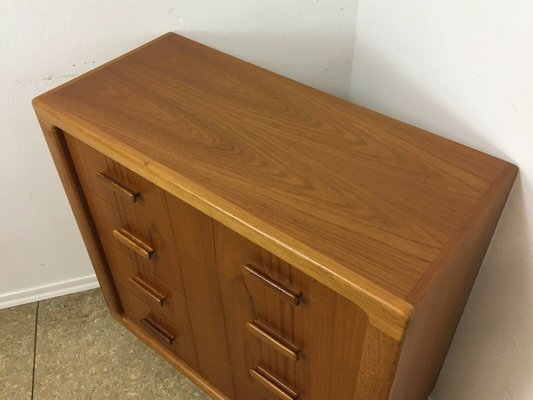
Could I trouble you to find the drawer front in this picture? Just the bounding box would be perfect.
[232,369,282,400]
[103,240,185,325]
[214,222,370,400]
[65,134,143,204]
[65,134,185,293]
[117,283,199,370]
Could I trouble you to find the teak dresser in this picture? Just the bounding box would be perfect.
[33,33,517,400]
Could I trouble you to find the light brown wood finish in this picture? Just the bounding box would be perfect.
[120,291,230,400]
[95,171,139,202]
[213,222,377,399]
[68,132,237,398]
[249,367,298,400]
[242,264,302,306]
[246,321,300,362]
[389,165,518,399]
[165,192,237,399]
[34,33,517,400]
[129,276,166,306]
[64,134,187,292]
[140,316,175,345]
[34,33,518,339]
[64,134,200,371]
[112,228,154,260]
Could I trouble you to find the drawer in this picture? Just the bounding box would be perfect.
[232,368,295,400]
[84,192,185,292]
[65,134,147,204]
[64,134,113,202]
[102,241,187,327]
[117,283,199,371]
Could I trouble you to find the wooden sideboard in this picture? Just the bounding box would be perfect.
[33,33,517,400]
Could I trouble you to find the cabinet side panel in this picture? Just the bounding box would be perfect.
[35,114,121,315]
[390,166,517,400]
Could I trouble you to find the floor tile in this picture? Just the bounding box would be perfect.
[0,302,37,400]
[33,289,209,399]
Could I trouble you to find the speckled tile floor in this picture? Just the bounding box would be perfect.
[0,289,210,400]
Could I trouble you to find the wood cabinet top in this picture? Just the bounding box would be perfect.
[34,33,516,336]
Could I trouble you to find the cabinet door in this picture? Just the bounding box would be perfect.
[214,221,370,400]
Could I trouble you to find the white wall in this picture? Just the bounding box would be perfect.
[350,1,533,399]
[0,0,357,308]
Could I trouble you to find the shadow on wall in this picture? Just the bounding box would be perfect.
[349,45,514,161]
[177,30,355,100]
[350,46,533,400]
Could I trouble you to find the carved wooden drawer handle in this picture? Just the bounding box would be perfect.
[129,276,166,306]
[242,264,302,306]
[112,228,154,260]
[246,320,300,361]
[96,171,139,202]
[140,317,175,345]
[249,366,298,400]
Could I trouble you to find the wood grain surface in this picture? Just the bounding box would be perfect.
[33,33,517,340]
[64,131,402,399]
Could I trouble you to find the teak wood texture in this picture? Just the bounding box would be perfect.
[33,33,517,400]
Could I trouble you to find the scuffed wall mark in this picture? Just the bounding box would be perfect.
[41,73,77,81]
[467,69,482,77]
[13,73,78,85]
[503,384,514,399]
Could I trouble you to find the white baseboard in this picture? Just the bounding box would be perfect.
[0,275,100,310]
